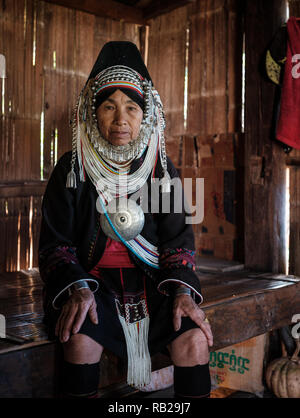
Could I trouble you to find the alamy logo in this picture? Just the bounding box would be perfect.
[95,177,205,225]
[291,314,300,340]
[292,54,300,79]
[0,314,5,338]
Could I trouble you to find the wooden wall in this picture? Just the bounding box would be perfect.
[244,0,300,276]
[1,0,298,274]
[147,0,244,261]
[288,0,300,276]
[0,0,141,272]
[244,0,288,273]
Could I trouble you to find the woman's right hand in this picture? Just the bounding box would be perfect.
[55,288,98,343]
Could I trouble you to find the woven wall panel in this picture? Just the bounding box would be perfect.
[0,0,141,271]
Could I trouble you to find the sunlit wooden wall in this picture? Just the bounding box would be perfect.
[1,0,298,274]
[287,0,300,276]
[0,0,141,272]
[147,0,244,261]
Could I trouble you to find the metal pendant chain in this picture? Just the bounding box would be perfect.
[78,104,159,202]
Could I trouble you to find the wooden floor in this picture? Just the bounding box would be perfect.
[1,265,300,397]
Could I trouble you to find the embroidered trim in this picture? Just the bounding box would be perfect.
[39,246,79,276]
[52,278,99,310]
[157,279,203,305]
[87,214,102,267]
[160,248,196,271]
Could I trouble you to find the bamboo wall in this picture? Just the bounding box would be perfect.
[147,0,244,261]
[0,0,298,274]
[288,0,300,275]
[0,0,141,271]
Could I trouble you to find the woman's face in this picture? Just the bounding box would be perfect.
[96,89,143,146]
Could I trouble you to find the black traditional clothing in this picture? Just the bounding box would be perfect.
[39,150,203,341]
[38,41,205,391]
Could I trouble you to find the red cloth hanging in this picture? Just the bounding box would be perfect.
[276,17,300,149]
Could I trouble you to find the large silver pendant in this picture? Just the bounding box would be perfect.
[100,198,145,242]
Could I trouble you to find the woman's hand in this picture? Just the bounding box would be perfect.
[55,288,98,343]
[173,294,213,347]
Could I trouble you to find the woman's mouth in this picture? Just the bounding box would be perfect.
[110,131,129,137]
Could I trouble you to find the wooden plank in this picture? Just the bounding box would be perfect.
[147,6,187,137]
[289,0,300,17]
[31,196,43,269]
[227,0,243,133]
[244,0,288,272]
[287,0,300,277]
[44,0,145,24]
[289,166,300,275]
[0,192,43,273]
[187,0,230,136]
[0,182,46,198]
[200,275,298,306]
[202,279,300,350]
[0,342,61,397]
[0,0,144,272]
[287,157,300,166]
[0,199,8,272]
[144,0,195,20]
[1,270,300,396]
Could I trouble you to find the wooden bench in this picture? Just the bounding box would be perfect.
[1,266,300,397]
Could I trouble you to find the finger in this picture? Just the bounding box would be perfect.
[72,304,89,334]
[200,321,214,347]
[184,306,204,328]
[61,306,78,342]
[55,307,68,338]
[173,309,182,332]
[184,308,213,344]
[55,311,63,337]
[88,301,98,325]
[60,305,78,343]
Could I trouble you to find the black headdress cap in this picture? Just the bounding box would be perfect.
[87,41,152,83]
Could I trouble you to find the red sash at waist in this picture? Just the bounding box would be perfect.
[89,237,135,278]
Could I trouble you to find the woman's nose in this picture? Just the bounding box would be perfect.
[114,108,127,125]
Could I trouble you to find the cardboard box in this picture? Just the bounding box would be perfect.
[209,334,268,395]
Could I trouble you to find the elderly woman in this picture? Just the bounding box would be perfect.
[38,42,213,399]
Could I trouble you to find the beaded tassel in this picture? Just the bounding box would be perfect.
[66,101,80,189]
[155,93,170,193]
[66,169,77,188]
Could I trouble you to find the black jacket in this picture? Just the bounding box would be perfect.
[38,151,202,314]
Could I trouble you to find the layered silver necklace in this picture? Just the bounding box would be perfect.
[67,65,169,197]
[67,65,170,267]
[66,65,172,390]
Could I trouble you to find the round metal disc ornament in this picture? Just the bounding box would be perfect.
[100,198,145,242]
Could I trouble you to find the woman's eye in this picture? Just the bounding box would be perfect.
[105,105,115,110]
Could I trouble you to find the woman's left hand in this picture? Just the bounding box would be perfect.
[173,294,214,347]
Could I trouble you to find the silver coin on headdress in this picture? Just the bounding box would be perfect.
[100,198,145,242]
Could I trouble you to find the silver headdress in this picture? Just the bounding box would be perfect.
[66,65,170,193]
[66,63,169,390]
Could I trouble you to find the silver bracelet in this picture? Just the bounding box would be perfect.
[175,286,192,297]
[72,280,90,291]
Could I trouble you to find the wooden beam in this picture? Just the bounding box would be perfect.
[43,0,146,25]
[244,0,288,272]
[287,157,300,166]
[143,0,195,20]
[1,270,300,396]
[43,0,195,24]
[0,181,46,198]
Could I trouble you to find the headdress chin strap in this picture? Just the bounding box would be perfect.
[67,65,170,193]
